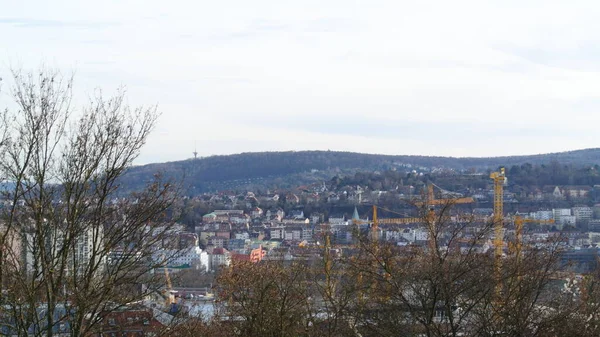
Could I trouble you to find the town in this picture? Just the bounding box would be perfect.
[99,163,600,334]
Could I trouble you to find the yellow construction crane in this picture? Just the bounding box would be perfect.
[512,215,555,263]
[506,215,556,286]
[367,205,423,241]
[161,254,175,308]
[413,184,475,207]
[490,168,507,263]
[490,167,506,302]
[368,184,474,241]
[372,204,378,242]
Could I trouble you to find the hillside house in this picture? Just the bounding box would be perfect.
[289,210,305,219]
[251,207,263,219]
[563,186,592,199]
[208,248,231,270]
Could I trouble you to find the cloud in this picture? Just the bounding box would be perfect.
[299,17,359,33]
[207,16,357,43]
[0,17,118,29]
[236,113,576,142]
[494,43,600,72]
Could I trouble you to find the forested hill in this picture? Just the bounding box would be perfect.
[121,148,600,193]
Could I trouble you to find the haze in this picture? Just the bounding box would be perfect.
[2,0,599,164]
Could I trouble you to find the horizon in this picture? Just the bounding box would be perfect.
[3,1,600,165]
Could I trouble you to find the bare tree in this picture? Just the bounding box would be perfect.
[214,260,311,337]
[306,234,362,337]
[346,201,496,337]
[0,67,179,336]
[548,267,600,336]
[469,237,574,337]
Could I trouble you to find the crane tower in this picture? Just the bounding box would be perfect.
[490,167,507,302]
[490,168,507,261]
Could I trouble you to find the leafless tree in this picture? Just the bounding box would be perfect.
[214,260,311,337]
[469,237,576,337]
[347,200,496,337]
[306,234,362,337]
[0,67,180,336]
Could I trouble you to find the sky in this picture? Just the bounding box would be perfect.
[1,0,600,164]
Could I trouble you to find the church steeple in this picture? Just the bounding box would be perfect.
[352,206,360,221]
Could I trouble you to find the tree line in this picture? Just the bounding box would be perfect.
[120,147,600,194]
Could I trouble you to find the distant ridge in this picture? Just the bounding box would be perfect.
[121,148,600,193]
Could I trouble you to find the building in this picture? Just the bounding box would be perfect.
[213,210,244,216]
[560,248,599,273]
[289,210,304,219]
[572,206,593,223]
[284,227,303,241]
[251,207,264,219]
[91,306,165,336]
[208,236,227,249]
[415,228,429,242]
[209,248,231,270]
[232,245,266,264]
[23,224,105,276]
[228,239,248,253]
[563,186,592,199]
[234,232,250,240]
[328,216,346,225]
[588,220,600,232]
[553,209,575,227]
[0,224,22,271]
[530,210,553,221]
[269,226,285,240]
[160,246,209,272]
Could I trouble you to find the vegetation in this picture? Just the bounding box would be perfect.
[120,149,600,194]
[331,162,600,194]
[0,68,179,336]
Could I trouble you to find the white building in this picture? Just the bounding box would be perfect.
[530,210,553,221]
[328,217,347,225]
[24,224,105,276]
[213,210,244,215]
[234,232,250,240]
[553,209,574,227]
[284,230,301,241]
[165,246,209,272]
[384,228,417,243]
[415,228,429,241]
[270,227,285,240]
[209,248,231,270]
[572,206,593,223]
[559,215,576,227]
[302,227,313,241]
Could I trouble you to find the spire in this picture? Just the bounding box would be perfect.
[352,206,360,221]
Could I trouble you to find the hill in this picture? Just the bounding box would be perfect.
[121,148,600,193]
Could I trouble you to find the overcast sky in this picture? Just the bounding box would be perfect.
[1,0,600,164]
